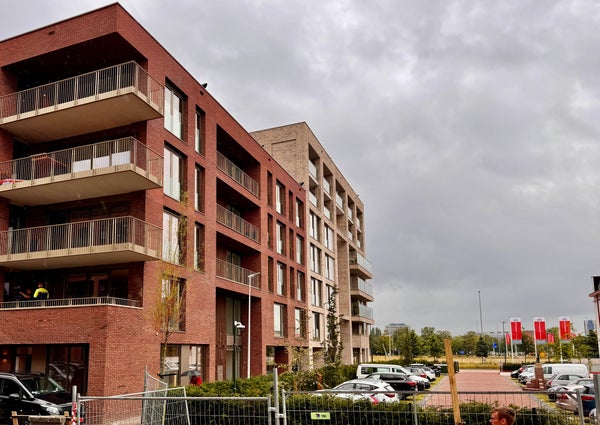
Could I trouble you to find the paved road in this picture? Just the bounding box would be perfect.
[423,369,546,408]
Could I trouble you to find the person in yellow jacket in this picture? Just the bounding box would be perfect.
[33,282,49,300]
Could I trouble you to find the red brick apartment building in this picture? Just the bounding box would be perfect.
[0,4,310,395]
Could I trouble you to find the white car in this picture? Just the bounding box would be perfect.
[319,379,399,404]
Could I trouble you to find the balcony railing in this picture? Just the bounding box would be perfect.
[0,136,162,185]
[308,160,318,179]
[216,152,259,197]
[351,303,374,320]
[351,277,374,297]
[216,205,259,242]
[350,251,373,275]
[0,61,163,121]
[215,259,260,288]
[0,216,161,268]
[336,193,344,210]
[0,296,140,310]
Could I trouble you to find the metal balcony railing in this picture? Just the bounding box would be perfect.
[350,251,373,275]
[0,61,163,121]
[351,302,374,320]
[0,137,162,184]
[216,152,259,197]
[0,216,161,258]
[215,259,260,288]
[216,205,259,242]
[351,277,374,297]
[0,296,140,310]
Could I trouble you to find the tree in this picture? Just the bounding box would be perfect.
[323,285,343,366]
[398,327,420,364]
[520,332,535,363]
[476,336,489,360]
[369,327,385,355]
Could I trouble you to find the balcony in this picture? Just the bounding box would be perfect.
[0,137,162,206]
[349,251,373,279]
[216,152,259,198]
[0,216,161,270]
[0,296,140,310]
[0,62,164,142]
[216,205,260,242]
[350,277,374,302]
[215,259,260,288]
[351,302,374,322]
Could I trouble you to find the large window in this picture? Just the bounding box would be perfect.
[163,210,185,265]
[194,223,205,271]
[324,225,334,250]
[164,146,184,201]
[312,312,321,340]
[276,222,285,255]
[195,166,204,212]
[274,303,286,337]
[161,276,186,331]
[295,199,304,228]
[309,212,320,241]
[295,308,306,338]
[325,254,335,280]
[311,278,322,307]
[165,85,183,138]
[195,108,205,154]
[276,262,286,296]
[310,244,321,274]
[276,182,285,214]
[296,271,305,302]
[296,235,304,265]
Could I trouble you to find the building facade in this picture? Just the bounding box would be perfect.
[0,4,310,395]
[252,123,374,365]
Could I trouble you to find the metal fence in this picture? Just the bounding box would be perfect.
[75,388,588,425]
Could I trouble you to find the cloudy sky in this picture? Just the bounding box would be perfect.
[2,1,600,336]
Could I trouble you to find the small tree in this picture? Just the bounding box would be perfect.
[476,336,489,361]
[323,285,343,366]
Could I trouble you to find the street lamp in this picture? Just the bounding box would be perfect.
[233,320,245,392]
[247,272,260,379]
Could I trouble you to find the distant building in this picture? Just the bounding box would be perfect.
[385,323,407,335]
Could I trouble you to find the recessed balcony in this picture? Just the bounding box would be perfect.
[0,61,164,142]
[350,276,374,302]
[0,216,161,270]
[349,251,373,279]
[351,302,374,323]
[216,152,260,198]
[0,137,162,206]
[216,204,260,243]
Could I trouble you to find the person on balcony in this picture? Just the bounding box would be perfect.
[17,287,32,300]
[33,282,49,300]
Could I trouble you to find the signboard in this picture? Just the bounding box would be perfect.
[533,317,547,345]
[311,413,331,420]
[510,318,522,344]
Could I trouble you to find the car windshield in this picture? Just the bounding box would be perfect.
[19,375,66,395]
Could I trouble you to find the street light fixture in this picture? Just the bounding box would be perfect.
[233,321,245,392]
[247,272,260,379]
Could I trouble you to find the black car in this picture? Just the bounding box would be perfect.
[0,372,72,424]
[366,372,421,397]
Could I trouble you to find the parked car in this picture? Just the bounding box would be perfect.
[545,373,587,390]
[0,371,72,424]
[365,373,419,398]
[555,383,595,416]
[518,366,535,384]
[319,379,399,404]
[511,364,533,379]
[408,367,435,382]
[589,408,597,423]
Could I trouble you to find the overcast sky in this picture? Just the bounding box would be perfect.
[2,1,600,336]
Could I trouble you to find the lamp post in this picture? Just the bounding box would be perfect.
[247,272,260,379]
[502,321,507,364]
[233,321,245,392]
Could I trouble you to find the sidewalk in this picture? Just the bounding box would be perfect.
[432,369,523,392]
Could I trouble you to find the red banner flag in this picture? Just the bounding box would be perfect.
[534,317,547,344]
[547,333,555,344]
[510,318,522,344]
[559,317,571,341]
[505,332,511,345]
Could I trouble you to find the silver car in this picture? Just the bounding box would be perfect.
[319,379,399,404]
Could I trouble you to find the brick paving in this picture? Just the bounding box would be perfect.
[423,369,546,408]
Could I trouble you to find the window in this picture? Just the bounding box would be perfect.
[276,222,285,255]
[268,257,274,292]
[194,223,205,271]
[295,308,306,338]
[296,235,304,264]
[311,278,322,307]
[161,276,186,331]
[312,312,321,340]
[324,225,334,250]
[296,199,304,228]
[326,284,336,308]
[195,108,205,154]
[276,182,285,214]
[267,215,273,249]
[164,85,184,138]
[325,254,335,280]
[195,166,204,212]
[164,146,184,201]
[296,271,305,302]
[310,244,321,274]
[163,210,185,265]
[277,262,286,296]
[267,172,273,207]
[274,303,286,337]
[309,212,320,241]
